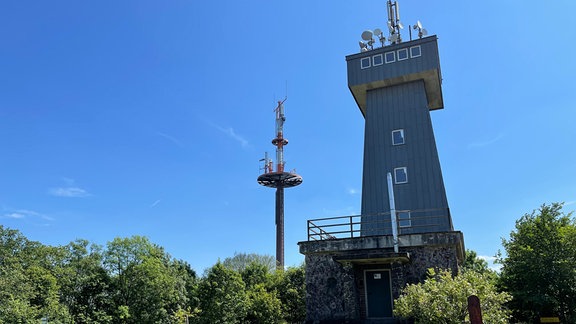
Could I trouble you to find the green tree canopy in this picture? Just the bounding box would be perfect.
[272,265,306,323]
[462,249,498,283]
[58,239,113,323]
[498,203,576,322]
[196,262,248,324]
[394,268,511,323]
[0,226,71,323]
[103,236,192,323]
[0,227,306,324]
[221,252,276,273]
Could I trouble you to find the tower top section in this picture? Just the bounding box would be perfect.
[350,1,442,117]
[346,36,443,117]
[257,99,303,188]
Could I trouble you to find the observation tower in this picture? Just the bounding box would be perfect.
[258,99,302,270]
[299,1,464,321]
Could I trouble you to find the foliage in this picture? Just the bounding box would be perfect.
[196,262,248,324]
[222,252,276,273]
[272,265,306,323]
[58,239,113,323]
[0,227,306,324]
[240,261,271,290]
[103,236,192,324]
[0,225,71,323]
[497,203,576,323]
[462,249,498,282]
[245,284,283,324]
[394,268,511,323]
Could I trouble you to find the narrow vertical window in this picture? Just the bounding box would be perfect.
[392,129,405,145]
[361,57,371,69]
[394,167,408,184]
[398,211,411,227]
[410,45,421,58]
[385,51,395,63]
[397,48,408,61]
[373,54,383,66]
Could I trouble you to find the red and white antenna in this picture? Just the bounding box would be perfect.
[257,97,302,270]
[272,98,288,173]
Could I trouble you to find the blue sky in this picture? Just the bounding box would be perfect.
[1,1,574,273]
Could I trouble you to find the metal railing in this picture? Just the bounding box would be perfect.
[306,208,451,241]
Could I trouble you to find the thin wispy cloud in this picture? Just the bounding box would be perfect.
[49,187,91,198]
[150,199,161,208]
[206,121,250,149]
[467,133,505,149]
[48,178,91,198]
[5,212,25,219]
[156,132,184,147]
[1,209,53,221]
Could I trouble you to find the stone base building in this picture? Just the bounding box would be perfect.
[299,232,464,323]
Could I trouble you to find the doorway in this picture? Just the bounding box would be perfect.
[364,269,393,318]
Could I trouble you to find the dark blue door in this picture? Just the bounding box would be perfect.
[365,270,393,317]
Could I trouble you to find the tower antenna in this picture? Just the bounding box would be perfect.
[258,98,302,270]
[387,0,403,44]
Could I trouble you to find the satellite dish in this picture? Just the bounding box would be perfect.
[416,20,423,30]
[361,30,373,41]
[374,28,383,36]
[389,34,398,43]
[398,22,404,29]
[387,21,394,33]
[421,28,428,36]
[359,41,367,49]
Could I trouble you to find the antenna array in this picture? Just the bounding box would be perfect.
[358,0,429,53]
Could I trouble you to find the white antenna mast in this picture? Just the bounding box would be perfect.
[387,0,403,44]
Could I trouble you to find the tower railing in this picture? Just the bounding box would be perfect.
[306,208,451,241]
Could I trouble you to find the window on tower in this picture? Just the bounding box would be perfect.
[385,51,395,63]
[373,54,383,66]
[397,48,409,61]
[394,167,408,184]
[392,129,405,145]
[398,211,412,227]
[361,57,371,69]
[410,45,421,58]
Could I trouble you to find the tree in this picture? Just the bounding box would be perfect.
[0,226,39,322]
[462,249,498,283]
[196,262,248,324]
[0,226,71,323]
[245,284,282,324]
[222,252,276,273]
[394,268,511,323]
[498,203,576,322]
[240,261,271,290]
[272,265,306,323]
[58,239,113,323]
[103,236,190,323]
[462,249,489,273]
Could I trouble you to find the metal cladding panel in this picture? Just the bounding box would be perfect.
[346,36,444,114]
[360,81,451,235]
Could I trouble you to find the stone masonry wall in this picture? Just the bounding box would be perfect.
[300,233,464,322]
[304,254,359,322]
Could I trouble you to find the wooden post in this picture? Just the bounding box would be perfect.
[467,295,483,324]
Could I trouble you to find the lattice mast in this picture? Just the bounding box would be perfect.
[258,99,302,270]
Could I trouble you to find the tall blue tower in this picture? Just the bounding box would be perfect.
[299,2,464,322]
